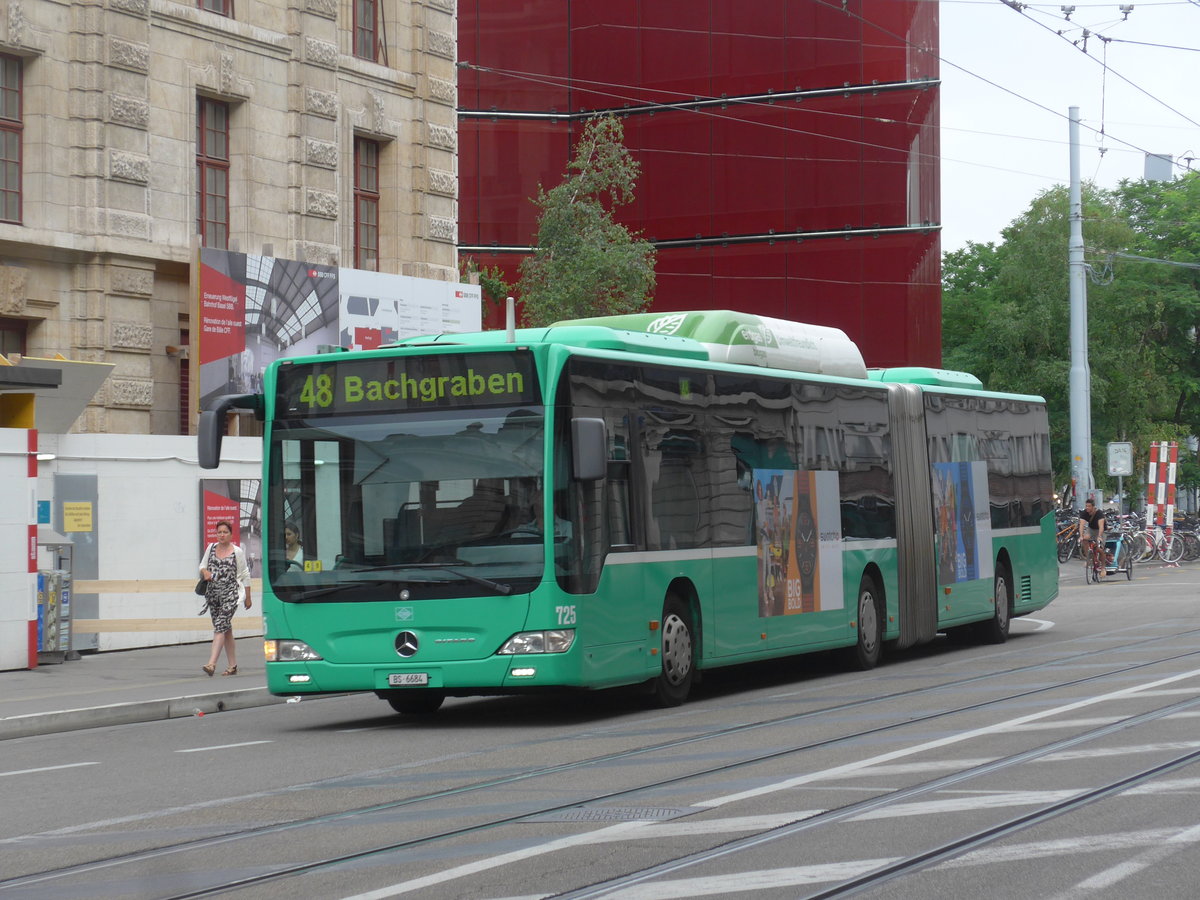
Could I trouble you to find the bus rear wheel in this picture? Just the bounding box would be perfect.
[845,574,883,670]
[379,690,445,715]
[976,565,1012,644]
[649,594,695,707]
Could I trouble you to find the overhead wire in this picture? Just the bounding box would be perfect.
[1089,35,1110,182]
[817,0,1192,164]
[464,40,1130,188]
[466,59,1072,189]
[999,0,1200,135]
[462,60,954,171]
[464,56,1068,188]
[1098,37,1200,52]
[460,2,1196,246]
[1106,251,1200,270]
[817,0,1200,231]
[463,0,1188,175]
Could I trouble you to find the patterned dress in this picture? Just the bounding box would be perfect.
[204,546,240,634]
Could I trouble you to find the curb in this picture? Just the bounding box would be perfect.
[0,687,282,741]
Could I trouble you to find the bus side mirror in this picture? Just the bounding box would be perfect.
[198,393,262,469]
[571,417,606,482]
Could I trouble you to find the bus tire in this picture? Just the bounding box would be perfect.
[977,565,1012,644]
[846,573,883,670]
[649,594,695,707]
[380,690,445,715]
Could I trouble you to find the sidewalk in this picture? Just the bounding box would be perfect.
[0,637,282,741]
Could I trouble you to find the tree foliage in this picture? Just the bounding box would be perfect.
[942,173,1200,499]
[517,115,656,326]
[458,257,512,317]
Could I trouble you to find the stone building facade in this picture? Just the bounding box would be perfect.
[0,0,458,434]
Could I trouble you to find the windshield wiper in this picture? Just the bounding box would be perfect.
[290,579,402,602]
[365,562,513,595]
[290,564,512,598]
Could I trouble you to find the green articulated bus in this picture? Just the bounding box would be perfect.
[199,310,1059,714]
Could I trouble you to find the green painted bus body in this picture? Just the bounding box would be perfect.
[256,321,1058,701]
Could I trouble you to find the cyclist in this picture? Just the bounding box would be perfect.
[1079,498,1107,579]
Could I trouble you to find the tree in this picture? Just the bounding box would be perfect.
[1111,174,1200,440]
[517,115,656,326]
[942,173,1200,497]
[458,257,512,320]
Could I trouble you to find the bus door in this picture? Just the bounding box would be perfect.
[564,409,654,677]
[713,434,791,657]
[637,414,714,658]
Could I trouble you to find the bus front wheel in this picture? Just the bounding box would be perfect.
[649,594,695,707]
[380,690,445,715]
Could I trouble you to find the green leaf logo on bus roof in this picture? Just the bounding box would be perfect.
[646,313,687,335]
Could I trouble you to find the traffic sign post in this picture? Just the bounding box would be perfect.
[1108,442,1132,512]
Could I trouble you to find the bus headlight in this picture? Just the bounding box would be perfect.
[497,630,575,655]
[265,639,324,662]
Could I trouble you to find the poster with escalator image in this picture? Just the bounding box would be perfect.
[198,250,483,414]
[754,469,843,617]
[198,250,340,412]
[199,478,261,577]
[932,461,993,585]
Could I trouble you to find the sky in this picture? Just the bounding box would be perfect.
[938,0,1199,253]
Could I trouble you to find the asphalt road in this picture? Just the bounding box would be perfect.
[2,561,1199,900]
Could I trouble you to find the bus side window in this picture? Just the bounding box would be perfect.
[606,426,634,551]
[606,460,633,550]
[644,427,703,551]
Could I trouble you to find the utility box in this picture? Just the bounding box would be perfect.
[37,534,74,663]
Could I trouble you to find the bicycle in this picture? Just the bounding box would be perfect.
[1105,513,1147,565]
[1143,526,1184,564]
[1083,536,1103,583]
[1056,522,1080,563]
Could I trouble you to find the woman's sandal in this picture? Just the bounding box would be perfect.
[221,665,238,677]
[202,663,216,677]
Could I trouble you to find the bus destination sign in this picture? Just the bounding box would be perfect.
[275,351,539,418]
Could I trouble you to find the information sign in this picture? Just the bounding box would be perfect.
[1107,441,1133,477]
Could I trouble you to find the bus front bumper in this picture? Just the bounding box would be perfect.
[265,653,585,696]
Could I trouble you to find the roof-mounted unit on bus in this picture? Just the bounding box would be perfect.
[549,310,868,379]
[389,325,709,362]
[868,367,985,390]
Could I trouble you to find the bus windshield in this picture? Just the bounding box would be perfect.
[267,405,547,600]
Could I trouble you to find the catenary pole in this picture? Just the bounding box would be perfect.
[1068,106,1095,503]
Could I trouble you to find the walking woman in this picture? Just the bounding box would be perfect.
[198,520,252,676]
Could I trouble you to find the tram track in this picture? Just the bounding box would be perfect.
[5,632,1200,898]
[558,695,1200,899]
[802,745,1200,899]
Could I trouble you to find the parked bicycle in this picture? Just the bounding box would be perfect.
[1138,525,1184,564]
[1056,514,1081,563]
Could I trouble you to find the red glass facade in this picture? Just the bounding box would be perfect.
[458,1,941,367]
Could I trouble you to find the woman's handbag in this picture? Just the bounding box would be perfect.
[193,542,214,600]
[195,577,210,615]
[195,543,213,610]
